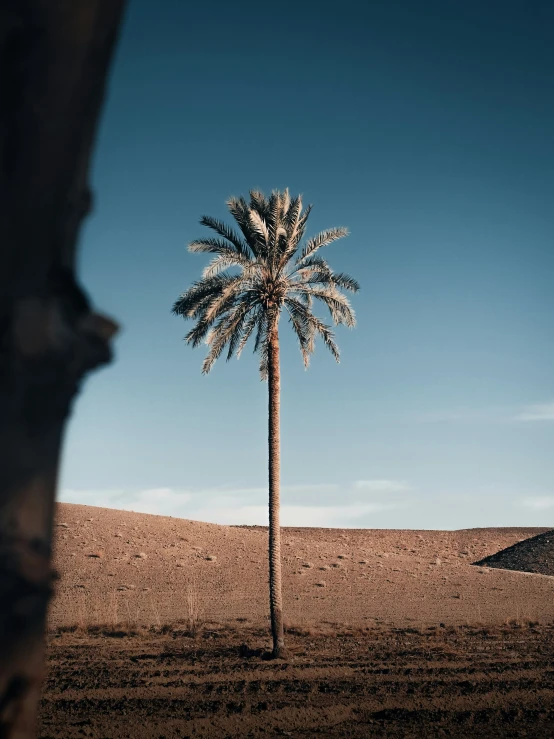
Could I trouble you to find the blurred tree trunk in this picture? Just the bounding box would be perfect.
[0,2,126,736]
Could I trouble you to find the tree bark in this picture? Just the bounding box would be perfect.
[268,313,287,658]
[0,2,126,736]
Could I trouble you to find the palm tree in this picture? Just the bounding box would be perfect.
[172,189,359,658]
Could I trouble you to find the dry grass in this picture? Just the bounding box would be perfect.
[51,577,205,638]
[183,576,202,635]
[504,616,540,628]
[52,589,141,636]
[53,582,548,641]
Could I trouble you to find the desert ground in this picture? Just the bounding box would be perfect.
[39,503,554,737]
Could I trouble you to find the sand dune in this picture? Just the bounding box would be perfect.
[50,502,554,629]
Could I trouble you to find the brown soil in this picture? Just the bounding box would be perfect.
[39,503,554,737]
[40,624,554,738]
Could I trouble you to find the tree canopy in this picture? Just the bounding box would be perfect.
[172,189,359,378]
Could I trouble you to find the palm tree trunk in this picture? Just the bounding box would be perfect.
[267,313,287,658]
[0,3,125,736]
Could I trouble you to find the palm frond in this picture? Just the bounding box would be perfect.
[201,321,229,374]
[290,255,331,277]
[281,187,291,216]
[185,290,243,348]
[285,298,314,368]
[189,236,243,256]
[202,252,256,279]
[172,274,239,318]
[225,303,256,361]
[259,338,270,381]
[268,191,280,244]
[253,311,267,353]
[298,290,313,311]
[267,191,288,270]
[248,209,270,249]
[252,312,271,380]
[276,197,306,267]
[198,215,251,259]
[285,297,340,362]
[292,203,313,243]
[329,272,360,292]
[293,271,334,288]
[236,309,261,358]
[249,190,271,221]
[184,316,212,348]
[296,226,349,264]
[291,266,359,293]
[204,275,246,322]
[202,255,240,279]
[293,285,356,327]
[227,196,259,256]
[189,239,253,275]
[284,195,302,237]
[184,293,213,321]
[202,300,254,373]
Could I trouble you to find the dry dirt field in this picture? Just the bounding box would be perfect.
[39,503,554,738]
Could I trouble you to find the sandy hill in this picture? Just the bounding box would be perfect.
[49,502,554,630]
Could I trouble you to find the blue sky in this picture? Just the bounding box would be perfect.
[59,0,554,529]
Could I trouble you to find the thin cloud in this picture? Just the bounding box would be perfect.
[282,483,340,493]
[421,407,508,423]
[421,402,554,424]
[354,479,410,492]
[191,502,407,528]
[514,402,554,422]
[59,487,194,516]
[59,484,409,526]
[518,497,554,510]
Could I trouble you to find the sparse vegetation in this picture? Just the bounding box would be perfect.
[184,576,202,635]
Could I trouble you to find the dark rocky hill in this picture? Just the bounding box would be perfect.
[474,529,554,575]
